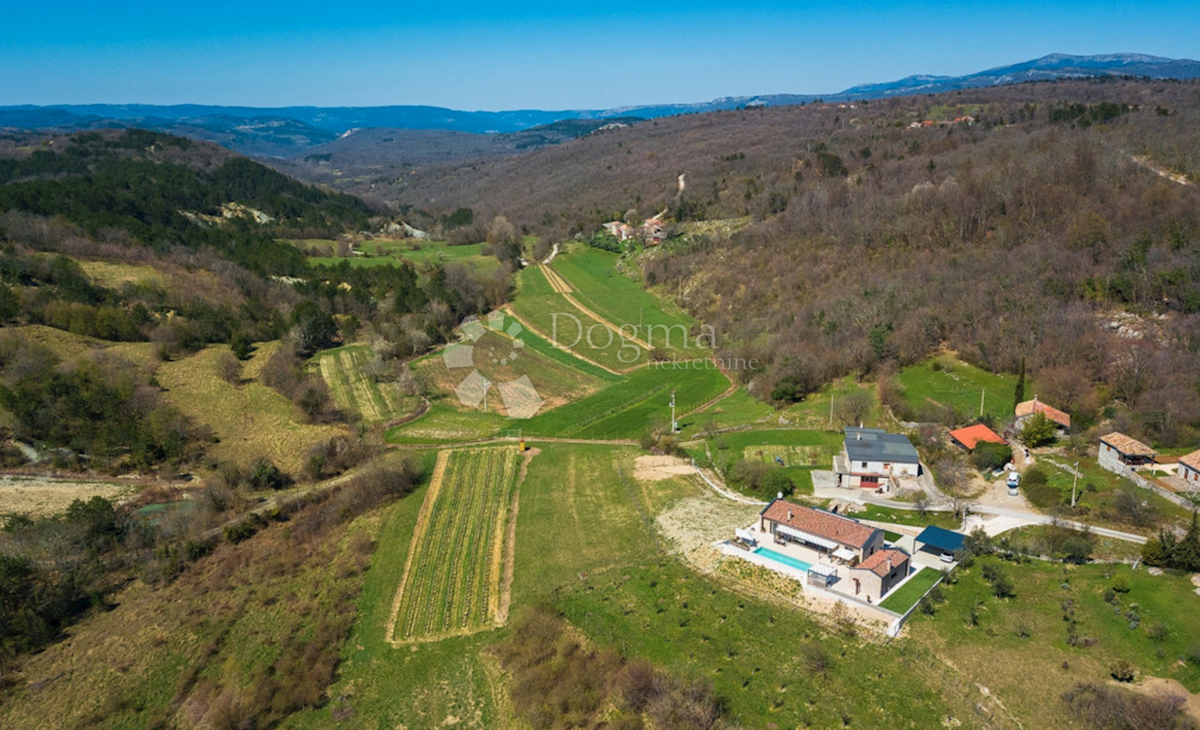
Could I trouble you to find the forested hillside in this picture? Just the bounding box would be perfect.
[340,78,1200,447]
[0,129,511,473]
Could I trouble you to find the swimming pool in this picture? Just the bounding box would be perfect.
[753,546,812,573]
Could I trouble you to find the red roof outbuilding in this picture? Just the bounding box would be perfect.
[948,424,1006,451]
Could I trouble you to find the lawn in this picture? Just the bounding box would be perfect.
[511,444,695,602]
[854,504,963,530]
[312,344,416,423]
[157,342,352,474]
[908,558,1200,727]
[895,353,1025,424]
[879,566,944,613]
[520,363,729,439]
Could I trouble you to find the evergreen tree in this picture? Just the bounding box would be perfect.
[1174,511,1200,572]
[1013,356,1026,412]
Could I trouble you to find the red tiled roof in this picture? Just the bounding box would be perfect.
[1100,432,1155,458]
[1180,450,1200,472]
[760,500,877,549]
[854,549,909,577]
[948,424,1006,450]
[1015,398,1072,428]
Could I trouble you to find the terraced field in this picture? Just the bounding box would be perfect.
[549,247,700,357]
[313,344,413,423]
[387,448,521,643]
[509,265,648,371]
[411,314,609,417]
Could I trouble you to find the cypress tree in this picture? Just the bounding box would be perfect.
[1013,356,1026,412]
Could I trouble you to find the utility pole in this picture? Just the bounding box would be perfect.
[481,377,491,413]
[670,390,678,433]
[1071,460,1080,507]
[979,388,985,418]
[829,393,835,427]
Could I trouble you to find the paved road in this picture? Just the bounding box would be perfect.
[812,474,1148,544]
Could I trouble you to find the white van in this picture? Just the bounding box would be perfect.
[1006,471,1021,488]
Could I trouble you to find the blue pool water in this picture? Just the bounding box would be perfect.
[753,546,812,573]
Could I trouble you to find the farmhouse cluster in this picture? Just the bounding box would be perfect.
[718,386,1200,635]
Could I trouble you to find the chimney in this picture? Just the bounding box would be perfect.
[787,509,793,521]
[885,557,893,572]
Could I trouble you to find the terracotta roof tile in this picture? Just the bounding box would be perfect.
[760,500,878,548]
[948,424,1006,450]
[854,549,910,577]
[1100,432,1156,457]
[1180,450,1200,472]
[1015,398,1072,428]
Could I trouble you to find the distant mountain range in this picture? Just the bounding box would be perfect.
[3,53,1198,157]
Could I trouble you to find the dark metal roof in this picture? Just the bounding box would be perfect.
[915,525,965,553]
[843,427,920,464]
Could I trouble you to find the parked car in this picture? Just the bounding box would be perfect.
[1006,471,1021,488]
[939,552,955,564]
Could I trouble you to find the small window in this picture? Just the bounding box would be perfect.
[861,461,868,468]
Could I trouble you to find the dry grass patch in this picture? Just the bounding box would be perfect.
[157,344,350,474]
[0,475,136,517]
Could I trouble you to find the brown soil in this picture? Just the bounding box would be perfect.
[1123,677,1200,723]
[633,454,695,481]
[0,476,136,517]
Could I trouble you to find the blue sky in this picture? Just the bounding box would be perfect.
[3,1,1197,109]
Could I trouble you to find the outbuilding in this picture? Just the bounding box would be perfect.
[948,424,1006,452]
[914,525,965,558]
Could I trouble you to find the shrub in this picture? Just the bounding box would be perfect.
[972,441,1012,472]
[1109,659,1135,682]
[1021,412,1058,447]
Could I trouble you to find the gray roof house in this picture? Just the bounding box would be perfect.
[835,427,921,491]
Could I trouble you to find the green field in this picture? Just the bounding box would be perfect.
[555,558,972,729]
[287,444,701,729]
[1026,454,1193,531]
[703,428,844,496]
[549,247,700,356]
[313,344,415,423]
[682,387,776,438]
[908,558,1200,727]
[287,469,511,730]
[509,265,649,370]
[389,448,520,642]
[780,376,884,429]
[520,363,729,439]
[309,240,501,272]
[895,353,1025,424]
[853,504,962,530]
[879,566,944,613]
[384,400,509,444]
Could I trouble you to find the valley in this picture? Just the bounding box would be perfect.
[2,76,1200,730]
